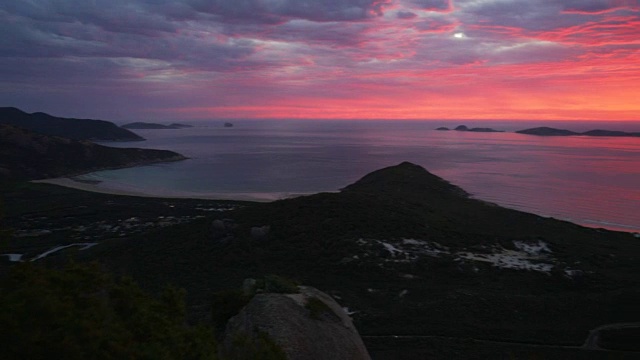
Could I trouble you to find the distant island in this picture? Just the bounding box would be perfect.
[435,124,640,138]
[436,125,504,132]
[122,122,193,130]
[0,107,144,142]
[516,127,640,137]
[0,124,186,180]
[224,122,234,128]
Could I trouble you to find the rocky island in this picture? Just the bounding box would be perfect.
[437,125,504,132]
[517,127,640,137]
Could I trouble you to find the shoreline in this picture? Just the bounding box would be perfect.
[31,177,296,202]
[32,179,638,234]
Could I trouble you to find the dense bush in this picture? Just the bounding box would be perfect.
[210,289,250,335]
[223,332,287,360]
[305,296,334,320]
[0,263,217,360]
[261,274,299,294]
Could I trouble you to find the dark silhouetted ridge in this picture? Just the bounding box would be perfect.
[342,161,468,198]
[0,124,185,180]
[0,107,144,141]
[582,129,640,137]
[517,127,579,136]
[517,127,640,137]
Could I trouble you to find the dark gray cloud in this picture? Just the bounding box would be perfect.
[402,0,450,11]
[1,0,638,120]
[186,0,389,23]
[397,11,418,19]
[457,0,604,33]
[562,0,639,13]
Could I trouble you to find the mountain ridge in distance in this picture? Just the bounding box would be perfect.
[0,107,144,141]
[0,124,186,180]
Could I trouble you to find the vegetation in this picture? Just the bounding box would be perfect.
[211,289,251,335]
[2,162,639,358]
[0,263,217,360]
[223,332,287,360]
[0,107,143,141]
[258,274,300,294]
[305,296,334,320]
[0,124,185,180]
[598,327,640,351]
[0,198,10,251]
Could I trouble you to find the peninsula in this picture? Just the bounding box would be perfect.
[0,124,186,180]
[0,107,144,141]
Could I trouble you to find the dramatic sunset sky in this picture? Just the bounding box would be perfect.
[1,0,639,121]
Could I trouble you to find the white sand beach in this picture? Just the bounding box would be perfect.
[32,177,290,202]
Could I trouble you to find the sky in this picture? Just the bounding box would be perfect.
[1,0,639,121]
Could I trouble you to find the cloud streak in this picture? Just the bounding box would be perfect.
[0,0,638,121]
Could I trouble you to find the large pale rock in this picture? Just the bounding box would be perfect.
[222,286,371,360]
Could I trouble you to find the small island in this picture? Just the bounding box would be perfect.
[436,125,640,138]
[517,127,640,137]
[122,122,193,130]
[436,125,504,132]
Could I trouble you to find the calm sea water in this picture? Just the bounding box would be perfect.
[86,120,640,233]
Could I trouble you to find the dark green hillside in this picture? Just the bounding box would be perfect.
[0,263,217,360]
[0,107,143,141]
[74,162,639,354]
[0,124,185,180]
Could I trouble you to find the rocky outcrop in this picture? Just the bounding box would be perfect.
[211,218,236,243]
[222,286,371,360]
[250,225,270,240]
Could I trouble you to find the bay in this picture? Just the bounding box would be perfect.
[84,120,640,233]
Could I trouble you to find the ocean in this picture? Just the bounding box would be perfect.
[85,120,640,233]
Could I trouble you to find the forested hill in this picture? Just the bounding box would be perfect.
[0,107,143,142]
[0,124,185,180]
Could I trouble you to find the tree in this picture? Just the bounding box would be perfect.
[0,262,217,360]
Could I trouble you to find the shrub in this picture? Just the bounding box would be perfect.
[0,262,217,360]
[223,331,287,360]
[262,274,299,294]
[305,296,334,320]
[211,289,251,335]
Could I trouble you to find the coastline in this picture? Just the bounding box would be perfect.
[31,177,308,203]
[33,177,639,233]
